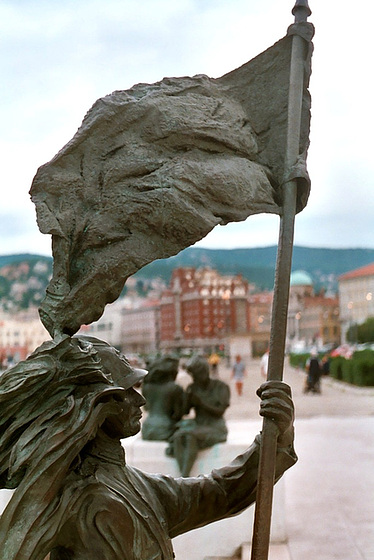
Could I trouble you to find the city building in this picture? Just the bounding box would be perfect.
[248,291,273,356]
[287,270,340,350]
[0,308,49,366]
[338,263,374,342]
[297,295,340,348]
[80,298,125,348]
[159,267,251,355]
[81,297,160,358]
[121,302,160,356]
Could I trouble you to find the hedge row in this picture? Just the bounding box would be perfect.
[329,350,374,387]
[289,350,374,387]
[288,353,311,370]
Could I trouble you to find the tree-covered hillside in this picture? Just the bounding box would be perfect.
[1,246,373,309]
[134,246,374,292]
[0,255,52,311]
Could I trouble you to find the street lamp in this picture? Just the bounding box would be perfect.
[347,302,355,343]
[295,311,301,340]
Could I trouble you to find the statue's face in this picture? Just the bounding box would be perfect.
[97,345,146,438]
[103,386,146,439]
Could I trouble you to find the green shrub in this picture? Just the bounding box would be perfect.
[330,356,345,381]
[357,317,374,343]
[288,353,310,370]
[351,350,374,386]
[291,350,374,387]
[341,359,354,384]
[330,351,374,387]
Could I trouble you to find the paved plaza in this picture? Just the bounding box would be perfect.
[0,357,372,559]
[207,358,374,560]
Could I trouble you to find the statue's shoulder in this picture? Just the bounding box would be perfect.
[211,378,230,390]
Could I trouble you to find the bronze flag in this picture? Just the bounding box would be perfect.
[30,23,313,337]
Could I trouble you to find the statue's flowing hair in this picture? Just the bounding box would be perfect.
[0,335,125,560]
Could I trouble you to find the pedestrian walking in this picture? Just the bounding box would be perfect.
[208,352,221,377]
[304,351,322,394]
[260,347,269,379]
[231,354,246,396]
[321,354,330,376]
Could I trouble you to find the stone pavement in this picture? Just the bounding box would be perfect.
[203,358,374,560]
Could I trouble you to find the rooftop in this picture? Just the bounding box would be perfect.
[339,262,374,281]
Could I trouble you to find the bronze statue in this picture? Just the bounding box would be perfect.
[168,356,230,476]
[141,355,185,441]
[2,8,313,557]
[0,336,296,560]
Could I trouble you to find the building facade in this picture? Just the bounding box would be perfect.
[287,270,340,350]
[297,295,340,348]
[121,303,160,356]
[248,292,273,356]
[80,298,126,348]
[338,263,374,343]
[0,308,50,367]
[81,297,160,357]
[159,267,251,354]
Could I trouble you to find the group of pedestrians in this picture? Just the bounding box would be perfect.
[209,347,329,397]
[208,352,247,396]
[208,351,266,397]
[231,349,271,396]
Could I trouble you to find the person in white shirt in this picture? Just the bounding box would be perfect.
[260,348,269,379]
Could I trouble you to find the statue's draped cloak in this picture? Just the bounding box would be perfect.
[30,23,313,336]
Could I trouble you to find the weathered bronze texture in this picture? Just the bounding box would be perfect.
[29,26,312,338]
[0,337,296,560]
[141,355,185,441]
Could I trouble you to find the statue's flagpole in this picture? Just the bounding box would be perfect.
[250,2,312,559]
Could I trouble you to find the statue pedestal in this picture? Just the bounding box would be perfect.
[126,420,287,560]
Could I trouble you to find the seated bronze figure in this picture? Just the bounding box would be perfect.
[168,355,231,476]
[0,335,296,560]
[141,355,185,441]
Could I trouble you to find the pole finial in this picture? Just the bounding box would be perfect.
[292,0,311,22]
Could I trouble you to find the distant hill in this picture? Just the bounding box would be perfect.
[134,246,374,292]
[0,254,52,268]
[1,247,373,310]
[0,254,52,311]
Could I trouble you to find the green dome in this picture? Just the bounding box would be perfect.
[290,270,313,286]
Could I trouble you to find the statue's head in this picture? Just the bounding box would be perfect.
[144,354,179,384]
[0,335,147,490]
[186,355,210,385]
[79,335,147,389]
[79,336,147,439]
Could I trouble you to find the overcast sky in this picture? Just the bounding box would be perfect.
[1,0,373,257]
